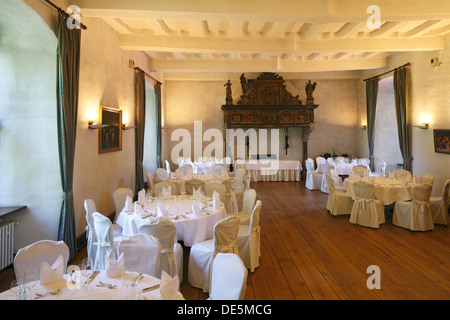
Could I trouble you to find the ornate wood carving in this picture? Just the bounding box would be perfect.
[222,72,318,128]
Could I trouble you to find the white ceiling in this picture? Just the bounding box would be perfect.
[74,0,450,74]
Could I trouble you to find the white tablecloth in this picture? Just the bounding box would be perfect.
[116,195,227,247]
[235,159,302,182]
[344,177,413,206]
[0,270,181,300]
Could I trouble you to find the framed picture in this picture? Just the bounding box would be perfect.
[433,129,450,154]
[98,105,122,154]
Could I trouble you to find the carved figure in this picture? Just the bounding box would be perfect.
[305,80,317,104]
[224,80,233,104]
[240,73,248,97]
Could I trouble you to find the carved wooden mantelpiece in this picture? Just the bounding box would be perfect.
[221,72,318,128]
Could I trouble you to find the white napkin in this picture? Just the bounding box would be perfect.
[105,253,125,278]
[138,189,146,202]
[162,186,172,199]
[192,201,203,217]
[134,202,145,216]
[40,255,65,285]
[157,204,170,218]
[159,270,184,300]
[212,191,220,211]
[124,195,132,211]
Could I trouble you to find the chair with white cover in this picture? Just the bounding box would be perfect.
[188,215,241,292]
[84,199,98,265]
[13,240,69,281]
[117,233,161,277]
[358,158,370,167]
[210,164,227,175]
[178,163,194,176]
[320,164,342,193]
[112,187,132,224]
[153,181,178,196]
[185,178,206,195]
[305,158,322,190]
[349,165,370,180]
[430,179,449,226]
[393,184,434,231]
[209,253,248,300]
[325,174,354,216]
[138,217,183,282]
[146,172,154,191]
[419,173,434,186]
[349,181,385,228]
[227,188,256,225]
[204,182,227,204]
[371,160,386,177]
[237,200,262,272]
[165,160,171,173]
[155,167,168,182]
[315,156,326,172]
[390,169,412,181]
[92,212,122,270]
[234,167,246,188]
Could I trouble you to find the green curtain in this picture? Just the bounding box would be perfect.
[155,81,163,168]
[135,70,146,194]
[366,77,379,172]
[394,66,412,172]
[56,11,81,261]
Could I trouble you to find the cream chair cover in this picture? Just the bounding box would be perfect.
[188,215,241,292]
[185,178,206,194]
[349,181,385,228]
[117,233,161,277]
[138,217,183,282]
[320,164,342,193]
[393,184,434,231]
[349,165,370,180]
[325,174,353,216]
[430,179,449,226]
[237,200,262,272]
[419,173,434,186]
[227,188,256,225]
[146,172,154,191]
[305,158,322,190]
[390,169,412,181]
[178,163,194,176]
[13,240,69,281]
[155,168,168,181]
[211,164,227,174]
[205,182,227,204]
[358,158,370,167]
[92,212,121,270]
[234,167,246,188]
[209,253,248,300]
[84,199,98,266]
[153,181,179,196]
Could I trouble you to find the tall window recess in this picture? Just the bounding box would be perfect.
[143,80,158,180]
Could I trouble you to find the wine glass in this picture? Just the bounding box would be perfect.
[121,269,137,300]
[80,257,93,289]
[11,279,24,300]
[23,267,38,299]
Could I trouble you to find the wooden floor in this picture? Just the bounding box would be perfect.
[1,181,449,299]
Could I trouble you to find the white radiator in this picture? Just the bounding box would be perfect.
[0,222,15,270]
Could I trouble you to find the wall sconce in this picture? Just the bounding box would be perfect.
[88,121,109,130]
[358,125,367,130]
[414,123,429,129]
[122,124,137,130]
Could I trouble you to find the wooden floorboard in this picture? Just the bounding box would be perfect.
[0,180,449,300]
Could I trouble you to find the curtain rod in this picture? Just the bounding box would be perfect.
[363,62,410,81]
[43,0,87,30]
[134,67,162,85]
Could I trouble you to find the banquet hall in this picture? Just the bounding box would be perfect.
[0,0,449,301]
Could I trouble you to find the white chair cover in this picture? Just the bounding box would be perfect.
[117,233,161,277]
[393,184,434,231]
[185,179,206,195]
[155,168,169,181]
[113,188,133,223]
[430,179,449,226]
[178,163,194,176]
[237,200,262,272]
[153,181,178,196]
[358,158,370,167]
[372,160,386,177]
[234,168,246,187]
[93,212,123,270]
[305,158,322,190]
[211,164,227,174]
[349,181,385,228]
[13,240,69,281]
[325,174,354,216]
[419,173,434,186]
[320,164,342,193]
[209,253,248,300]
[188,215,241,292]
[138,217,183,282]
[227,188,256,225]
[84,199,97,265]
[315,157,326,172]
[146,171,154,190]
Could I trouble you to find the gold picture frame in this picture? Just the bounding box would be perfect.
[98,105,122,154]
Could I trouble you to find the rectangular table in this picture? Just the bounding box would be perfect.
[236,159,303,182]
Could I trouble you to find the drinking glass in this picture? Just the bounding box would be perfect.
[11,279,24,300]
[23,267,38,299]
[80,257,93,289]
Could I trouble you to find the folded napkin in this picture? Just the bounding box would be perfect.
[157,204,171,218]
[159,271,184,300]
[212,191,220,211]
[192,201,203,217]
[105,253,125,278]
[134,202,145,216]
[162,186,171,199]
[138,189,146,202]
[40,255,65,285]
[124,195,133,211]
